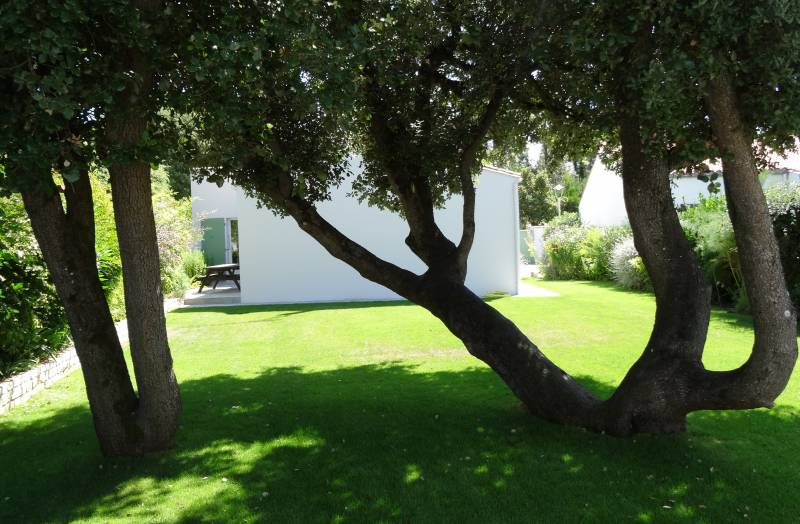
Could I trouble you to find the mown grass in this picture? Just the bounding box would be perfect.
[1,280,797,523]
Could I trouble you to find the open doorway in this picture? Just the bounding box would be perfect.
[201,217,239,265]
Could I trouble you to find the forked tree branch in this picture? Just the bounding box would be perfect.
[456,86,505,267]
[251,166,422,298]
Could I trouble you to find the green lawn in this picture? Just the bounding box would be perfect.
[1,280,798,523]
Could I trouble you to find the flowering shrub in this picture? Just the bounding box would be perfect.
[542,218,630,280]
[610,237,650,290]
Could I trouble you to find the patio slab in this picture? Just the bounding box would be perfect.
[183,282,242,306]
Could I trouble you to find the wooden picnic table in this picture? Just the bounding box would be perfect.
[196,263,240,293]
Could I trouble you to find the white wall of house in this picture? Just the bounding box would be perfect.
[192,164,520,304]
[190,178,240,226]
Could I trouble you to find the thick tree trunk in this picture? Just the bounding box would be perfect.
[103,0,181,451]
[109,161,181,451]
[700,74,798,406]
[597,114,713,435]
[21,176,143,456]
[261,156,712,435]
[413,274,602,426]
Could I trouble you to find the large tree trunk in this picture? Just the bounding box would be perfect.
[109,162,181,451]
[700,74,798,406]
[103,0,181,451]
[413,273,602,426]
[597,113,713,435]
[21,175,143,456]
[256,151,715,435]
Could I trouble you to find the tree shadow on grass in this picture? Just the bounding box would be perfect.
[1,365,798,523]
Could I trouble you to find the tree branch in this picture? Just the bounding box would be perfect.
[456,86,505,268]
[250,165,422,299]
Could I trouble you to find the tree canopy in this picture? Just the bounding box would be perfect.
[2,0,799,443]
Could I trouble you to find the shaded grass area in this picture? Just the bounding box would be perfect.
[1,280,798,523]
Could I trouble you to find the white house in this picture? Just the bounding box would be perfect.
[579,149,800,227]
[190,162,521,304]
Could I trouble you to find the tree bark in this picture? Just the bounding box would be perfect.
[598,113,713,435]
[700,73,798,407]
[109,162,181,451]
[103,0,181,451]
[21,175,143,456]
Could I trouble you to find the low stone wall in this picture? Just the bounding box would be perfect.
[0,297,184,415]
[0,348,81,414]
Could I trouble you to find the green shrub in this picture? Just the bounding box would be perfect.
[0,197,70,377]
[679,195,743,307]
[90,173,126,320]
[678,185,800,311]
[151,168,202,297]
[182,249,207,281]
[160,249,207,298]
[161,264,191,298]
[542,216,629,281]
[766,183,800,307]
[543,211,580,237]
[543,225,588,279]
[582,226,631,280]
[610,237,650,290]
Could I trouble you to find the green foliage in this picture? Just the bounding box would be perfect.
[679,185,800,311]
[584,226,631,281]
[519,229,536,264]
[542,219,629,281]
[165,165,192,200]
[88,173,126,320]
[518,169,556,226]
[0,196,69,377]
[543,226,588,280]
[542,212,580,236]
[151,168,201,298]
[766,183,800,307]
[518,147,587,227]
[679,195,743,307]
[161,264,191,299]
[182,250,207,282]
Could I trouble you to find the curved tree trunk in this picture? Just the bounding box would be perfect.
[21,175,143,456]
[698,74,798,407]
[412,274,602,426]
[242,65,795,436]
[598,113,713,435]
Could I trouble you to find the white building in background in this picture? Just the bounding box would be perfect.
[191,162,521,304]
[577,159,629,227]
[579,149,800,227]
